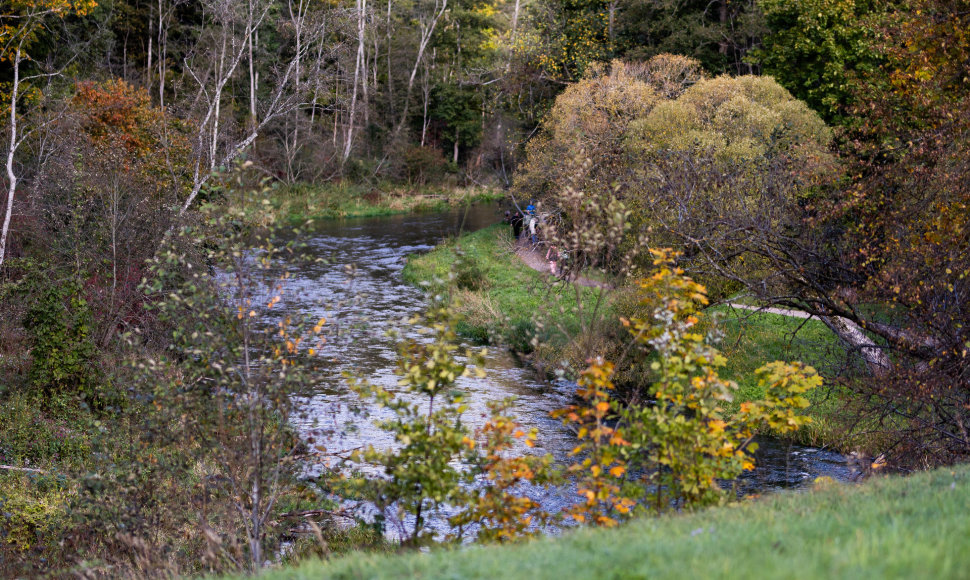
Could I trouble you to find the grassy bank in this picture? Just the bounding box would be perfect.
[402,224,609,363]
[710,306,855,447]
[403,225,863,449]
[239,182,503,225]
[247,463,970,579]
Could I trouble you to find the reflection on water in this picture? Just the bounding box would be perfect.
[276,203,852,535]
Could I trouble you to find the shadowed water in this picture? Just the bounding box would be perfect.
[274,203,852,537]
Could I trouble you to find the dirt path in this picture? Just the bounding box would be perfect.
[513,238,610,288]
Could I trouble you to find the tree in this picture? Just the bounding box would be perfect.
[1,0,97,267]
[130,171,327,571]
[616,0,767,75]
[348,299,486,546]
[515,57,836,298]
[555,251,819,519]
[753,0,883,124]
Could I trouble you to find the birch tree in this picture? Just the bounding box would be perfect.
[178,0,327,213]
[0,0,97,267]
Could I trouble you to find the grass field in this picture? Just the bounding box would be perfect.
[246,463,970,580]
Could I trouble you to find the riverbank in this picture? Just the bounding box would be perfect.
[403,224,867,451]
[238,182,503,226]
[244,463,970,579]
[402,224,610,365]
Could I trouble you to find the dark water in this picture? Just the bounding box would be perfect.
[278,203,852,536]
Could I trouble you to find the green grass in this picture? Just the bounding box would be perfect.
[240,182,503,225]
[402,224,609,359]
[712,306,838,398]
[247,463,970,580]
[709,306,879,448]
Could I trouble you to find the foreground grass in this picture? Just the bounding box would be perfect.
[252,464,970,579]
[402,224,609,360]
[239,181,502,225]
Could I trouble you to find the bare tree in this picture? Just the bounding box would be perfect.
[392,0,448,139]
[178,0,325,214]
[342,0,369,166]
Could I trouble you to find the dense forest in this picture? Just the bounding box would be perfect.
[1,0,969,576]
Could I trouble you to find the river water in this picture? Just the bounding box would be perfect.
[278,203,852,536]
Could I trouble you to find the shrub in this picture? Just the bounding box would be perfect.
[556,250,821,518]
[22,280,102,411]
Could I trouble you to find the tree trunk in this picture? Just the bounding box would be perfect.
[343,0,366,166]
[0,47,22,268]
[820,315,892,377]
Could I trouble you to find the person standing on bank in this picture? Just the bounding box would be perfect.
[511,211,523,240]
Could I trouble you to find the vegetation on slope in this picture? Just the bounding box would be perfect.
[241,183,503,225]
[248,464,970,580]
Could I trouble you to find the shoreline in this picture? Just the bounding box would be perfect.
[403,223,873,455]
[238,182,505,226]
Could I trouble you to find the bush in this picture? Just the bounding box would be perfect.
[454,254,488,291]
[515,55,837,283]
[403,145,453,186]
[22,280,103,411]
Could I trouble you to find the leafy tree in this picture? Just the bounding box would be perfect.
[616,0,768,75]
[524,0,613,82]
[753,0,884,124]
[118,170,327,572]
[349,299,557,545]
[349,299,486,546]
[450,398,556,542]
[556,250,820,517]
[517,57,836,298]
[824,0,970,464]
[35,80,192,346]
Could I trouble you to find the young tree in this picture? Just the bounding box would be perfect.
[134,169,328,571]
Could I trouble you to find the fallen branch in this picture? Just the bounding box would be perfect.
[0,464,46,474]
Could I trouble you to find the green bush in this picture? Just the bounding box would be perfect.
[0,393,90,466]
[22,281,103,412]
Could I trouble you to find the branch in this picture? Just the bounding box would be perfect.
[0,464,47,474]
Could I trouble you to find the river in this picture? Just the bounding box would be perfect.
[275,202,852,537]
